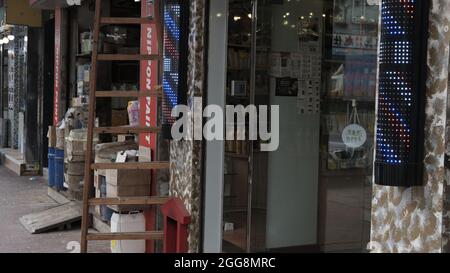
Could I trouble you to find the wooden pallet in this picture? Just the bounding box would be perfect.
[20,202,81,234]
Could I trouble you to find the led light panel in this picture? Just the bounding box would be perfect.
[375,0,430,187]
[162,0,188,138]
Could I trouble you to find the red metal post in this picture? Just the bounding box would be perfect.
[140,0,159,253]
[161,198,191,253]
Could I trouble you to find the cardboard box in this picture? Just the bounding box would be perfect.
[68,189,83,201]
[111,110,128,127]
[47,126,56,148]
[94,174,100,189]
[65,174,83,191]
[67,162,85,176]
[118,134,135,142]
[56,128,65,149]
[105,169,152,187]
[105,168,151,212]
[94,204,101,216]
[66,140,86,157]
[106,184,150,197]
[66,153,85,163]
[72,96,89,107]
[106,181,151,212]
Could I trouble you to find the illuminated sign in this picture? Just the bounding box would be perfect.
[162,0,188,139]
[375,0,430,187]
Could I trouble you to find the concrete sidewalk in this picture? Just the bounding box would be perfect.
[0,166,108,253]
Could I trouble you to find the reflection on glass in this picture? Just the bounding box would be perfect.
[222,0,253,253]
[221,0,379,253]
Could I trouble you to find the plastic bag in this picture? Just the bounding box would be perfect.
[127,101,140,127]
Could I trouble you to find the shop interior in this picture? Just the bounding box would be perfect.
[219,0,378,253]
[69,0,142,135]
[47,0,167,229]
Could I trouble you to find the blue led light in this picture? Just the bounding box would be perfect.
[376,0,419,165]
[162,2,182,125]
[164,9,180,41]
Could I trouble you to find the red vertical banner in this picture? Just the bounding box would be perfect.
[140,0,159,253]
[54,8,62,126]
[140,1,159,149]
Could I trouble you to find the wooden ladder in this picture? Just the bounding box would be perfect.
[80,0,167,253]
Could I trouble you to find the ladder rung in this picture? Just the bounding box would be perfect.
[94,126,160,134]
[91,162,170,170]
[97,54,160,61]
[100,17,154,25]
[89,196,169,206]
[95,90,163,98]
[86,231,164,241]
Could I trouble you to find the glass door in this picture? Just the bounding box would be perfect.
[222,0,254,253]
[220,0,378,253]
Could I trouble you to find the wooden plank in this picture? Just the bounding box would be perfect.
[47,187,71,205]
[0,149,26,176]
[95,90,163,98]
[86,231,164,241]
[97,54,160,61]
[81,0,102,254]
[89,196,169,206]
[91,162,170,170]
[100,17,154,25]
[19,202,82,234]
[93,126,161,134]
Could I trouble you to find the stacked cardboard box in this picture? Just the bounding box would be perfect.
[65,129,92,201]
[105,169,152,212]
[93,142,139,219]
[55,127,65,150]
[47,126,56,148]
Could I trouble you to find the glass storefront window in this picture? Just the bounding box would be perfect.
[218,0,379,253]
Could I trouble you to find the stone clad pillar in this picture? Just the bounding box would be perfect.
[169,0,206,253]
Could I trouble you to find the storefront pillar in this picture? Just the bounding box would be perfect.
[53,8,67,126]
[370,0,450,253]
[169,0,206,253]
[24,27,43,167]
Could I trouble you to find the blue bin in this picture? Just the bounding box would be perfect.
[47,147,55,187]
[54,149,65,191]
